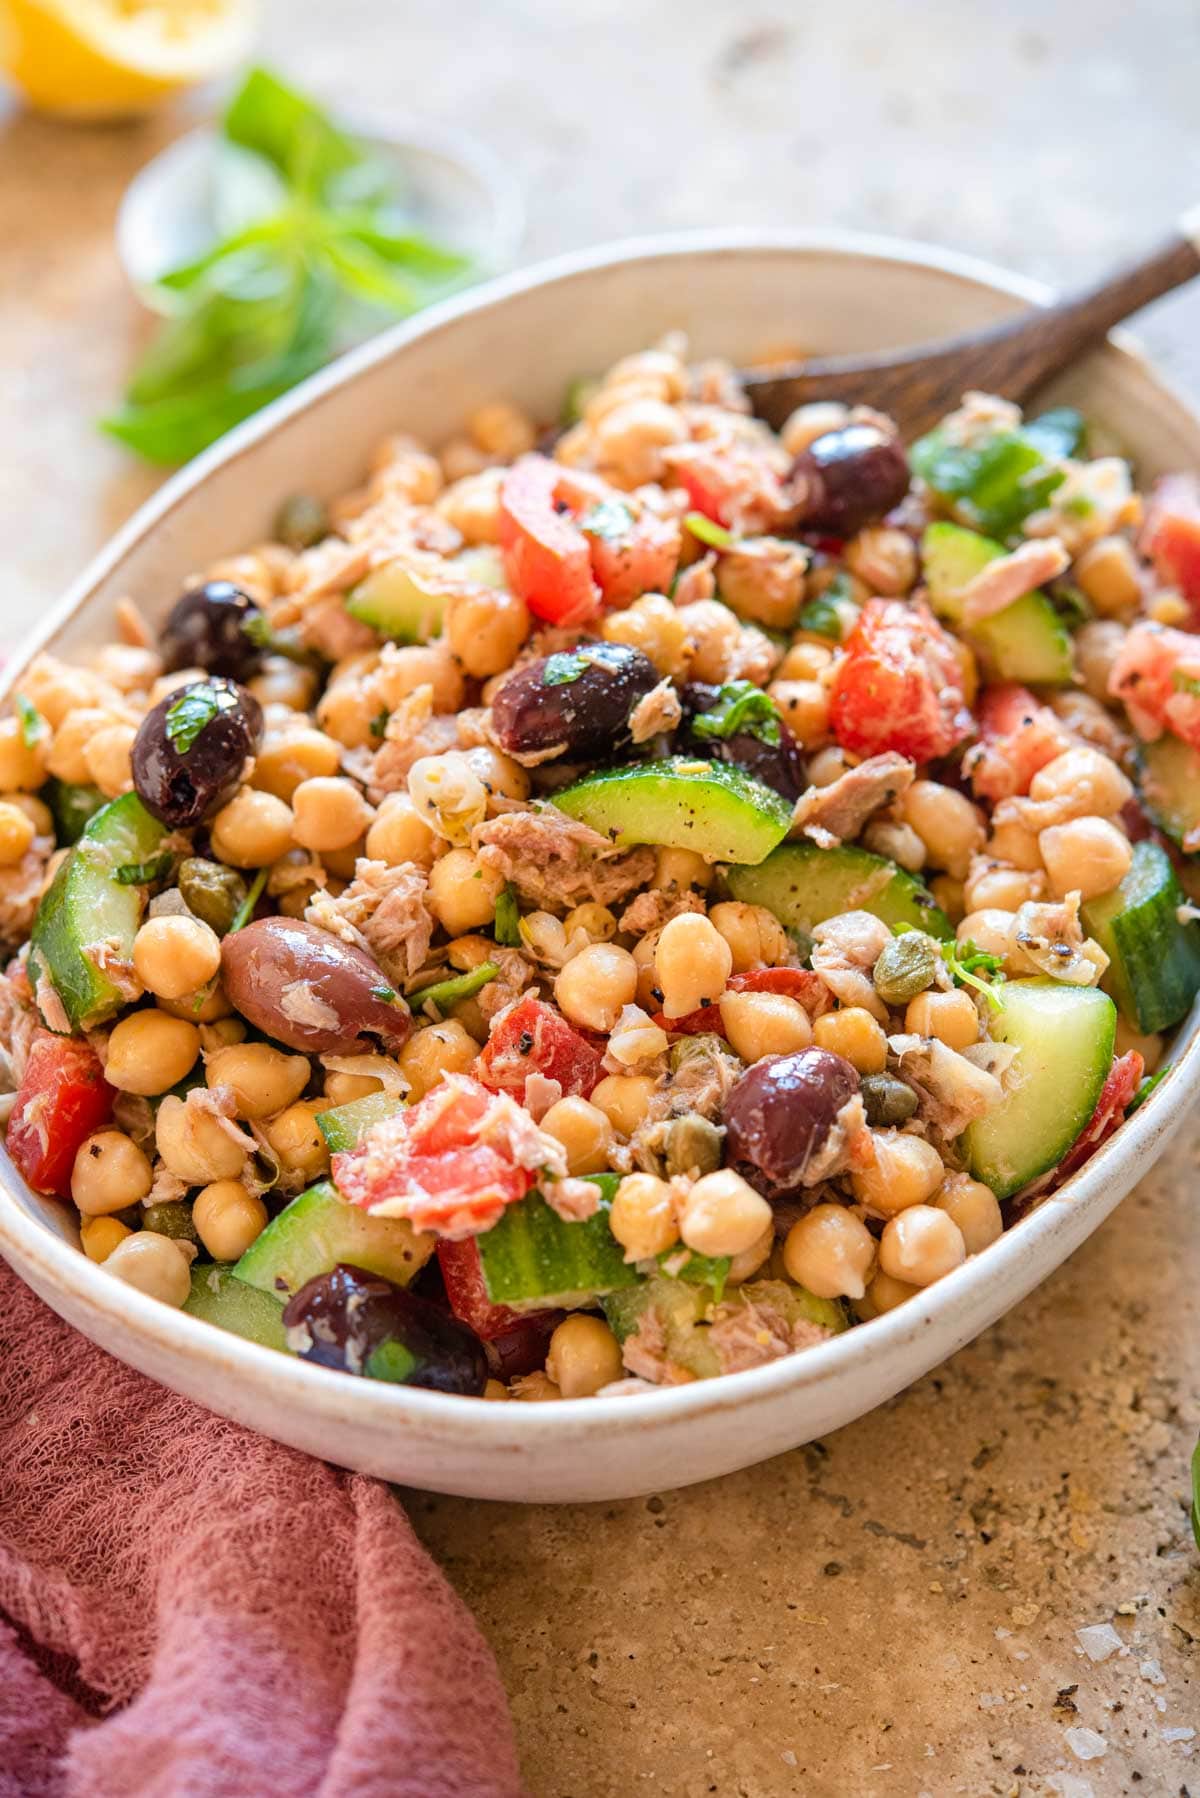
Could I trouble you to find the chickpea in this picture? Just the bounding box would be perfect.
[677,600,742,683]
[719,990,812,1061]
[879,1205,966,1286]
[768,679,831,748]
[610,1172,679,1262]
[1074,534,1141,617]
[776,639,835,682]
[290,776,374,854]
[83,722,137,799]
[605,347,688,401]
[155,1094,247,1185]
[79,1213,131,1263]
[46,708,119,784]
[323,1069,384,1105]
[193,1180,269,1261]
[987,818,1043,873]
[398,1019,480,1102]
[955,909,1019,970]
[600,593,690,678]
[589,1073,657,1138]
[1075,620,1126,704]
[133,915,221,1001]
[1027,747,1132,821]
[70,1128,153,1216]
[249,659,319,712]
[654,846,712,892]
[210,788,295,868]
[251,728,341,802]
[934,1174,1003,1256]
[708,900,791,972]
[1114,1016,1164,1075]
[483,1378,510,1401]
[717,540,807,630]
[157,982,233,1025]
[374,643,463,715]
[554,943,638,1032]
[106,1011,200,1095]
[365,792,438,869]
[427,849,504,936]
[783,1204,877,1299]
[654,913,733,1020]
[843,526,917,596]
[593,397,687,487]
[461,744,530,809]
[446,586,531,679]
[962,863,1042,914]
[1038,815,1132,901]
[320,837,368,881]
[545,1314,623,1398]
[207,1042,310,1119]
[469,398,536,459]
[813,1006,888,1074]
[862,819,926,873]
[22,655,104,729]
[0,715,47,790]
[725,1220,775,1285]
[104,1231,195,1306]
[437,467,505,545]
[857,1269,919,1318]
[850,1129,944,1218]
[807,745,856,788]
[563,901,616,944]
[904,988,979,1051]
[0,801,34,865]
[900,781,986,879]
[262,1100,331,1180]
[316,679,380,749]
[678,1168,772,1259]
[929,875,965,927]
[6,792,51,837]
[199,1017,246,1052]
[540,1097,613,1176]
[780,400,850,456]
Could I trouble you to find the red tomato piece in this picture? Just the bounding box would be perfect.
[1109,621,1200,748]
[664,437,794,534]
[651,967,833,1035]
[1140,474,1200,619]
[7,1031,114,1198]
[475,995,603,1102]
[545,466,683,608]
[965,683,1073,802]
[829,598,973,762]
[436,1237,560,1354]
[1058,1050,1144,1181]
[498,455,600,626]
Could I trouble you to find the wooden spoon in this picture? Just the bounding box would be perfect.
[742,219,1200,439]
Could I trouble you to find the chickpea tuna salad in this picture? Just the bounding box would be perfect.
[3,341,1200,1404]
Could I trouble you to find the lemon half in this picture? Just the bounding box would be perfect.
[0,0,258,118]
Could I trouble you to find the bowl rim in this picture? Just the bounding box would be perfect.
[2,225,1196,1452]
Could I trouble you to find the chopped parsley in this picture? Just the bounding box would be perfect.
[493,882,522,946]
[165,683,238,755]
[542,652,586,687]
[579,498,635,540]
[114,853,174,886]
[370,984,397,1004]
[691,680,782,748]
[1172,669,1200,699]
[13,692,45,749]
[369,707,390,739]
[942,938,1007,1010]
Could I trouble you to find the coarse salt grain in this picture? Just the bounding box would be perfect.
[1075,1623,1124,1662]
[1163,1727,1196,1744]
[1064,1727,1107,1761]
[1139,1658,1166,1685]
[1047,1777,1096,1798]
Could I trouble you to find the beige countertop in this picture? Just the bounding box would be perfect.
[0,3,1197,1792]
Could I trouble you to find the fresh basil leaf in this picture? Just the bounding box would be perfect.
[494,883,522,947]
[13,693,45,749]
[165,684,239,755]
[543,653,586,687]
[691,680,782,747]
[318,233,422,313]
[579,498,635,541]
[412,962,499,1019]
[223,67,363,194]
[154,218,289,296]
[684,511,735,549]
[334,217,471,277]
[114,853,174,887]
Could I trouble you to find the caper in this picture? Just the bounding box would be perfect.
[178,856,248,936]
[141,1200,200,1245]
[274,493,330,551]
[859,1072,919,1127]
[664,1113,723,1178]
[872,932,941,1005]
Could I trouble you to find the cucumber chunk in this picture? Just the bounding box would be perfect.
[234,1178,433,1298]
[922,522,1074,686]
[45,779,105,845]
[1134,734,1200,853]
[604,1277,846,1380]
[1082,839,1200,1033]
[184,1264,288,1351]
[555,757,792,865]
[316,1090,402,1153]
[727,841,951,940]
[478,1176,639,1311]
[963,979,1117,1199]
[346,547,506,642]
[29,791,167,1030]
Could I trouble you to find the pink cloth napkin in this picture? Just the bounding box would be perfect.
[0,1260,527,1798]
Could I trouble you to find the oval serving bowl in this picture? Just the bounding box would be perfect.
[2,232,1198,1504]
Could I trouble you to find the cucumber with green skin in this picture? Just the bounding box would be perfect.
[184,1264,288,1350]
[603,1277,847,1379]
[1134,734,1200,853]
[347,547,506,641]
[45,779,105,845]
[727,841,951,940]
[964,978,1117,1200]
[922,522,1074,686]
[478,1177,641,1310]
[234,1179,434,1298]
[1082,840,1200,1033]
[555,757,793,865]
[317,1090,402,1153]
[29,791,166,1030]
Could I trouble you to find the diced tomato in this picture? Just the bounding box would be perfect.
[1058,1050,1144,1181]
[498,455,601,626]
[664,437,793,533]
[829,598,974,762]
[1139,474,1200,620]
[651,966,832,1036]
[965,682,1073,802]
[585,504,681,607]
[436,1237,560,1361]
[1109,621,1200,748]
[475,995,603,1102]
[7,1031,114,1198]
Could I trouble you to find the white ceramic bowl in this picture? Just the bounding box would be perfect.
[2,232,1198,1503]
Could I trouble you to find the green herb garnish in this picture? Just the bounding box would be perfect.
[494,883,522,947]
[1127,1067,1167,1114]
[684,511,735,549]
[13,693,45,750]
[370,984,397,1003]
[1172,670,1200,699]
[691,680,782,748]
[659,1246,730,1302]
[941,937,1007,1010]
[412,961,499,1020]
[579,499,635,540]
[102,67,473,466]
[165,683,239,755]
[543,652,586,687]
[1049,583,1092,630]
[114,853,174,887]
[369,708,390,740]
[227,867,269,935]
[795,575,861,642]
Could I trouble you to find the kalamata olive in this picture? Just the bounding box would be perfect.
[723,1048,860,1190]
[273,493,329,552]
[283,1263,488,1395]
[177,856,248,936]
[221,915,410,1055]
[676,682,806,801]
[792,423,910,537]
[160,580,266,682]
[490,642,659,761]
[131,678,263,829]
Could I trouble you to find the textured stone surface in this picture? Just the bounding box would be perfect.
[1,3,1198,1792]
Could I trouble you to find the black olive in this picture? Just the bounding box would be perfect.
[792,423,910,537]
[723,1049,860,1190]
[676,682,806,801]
[282,1263,488,1395]
[490,642,659,762]
[160,580,266,682]
[131,678,263,829]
